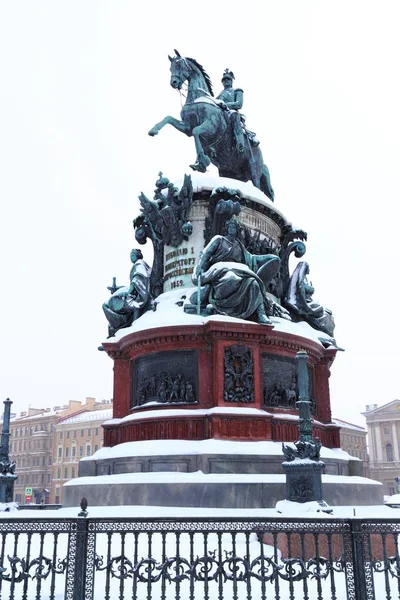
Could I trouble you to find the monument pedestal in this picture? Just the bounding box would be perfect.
[68,174,381,508]
[102,317,340,448]
[0,474,17,504]
[63,439,383,507]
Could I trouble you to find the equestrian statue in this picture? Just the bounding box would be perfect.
[148,50,274,202]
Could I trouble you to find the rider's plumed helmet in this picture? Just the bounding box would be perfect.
[221,69,235,83]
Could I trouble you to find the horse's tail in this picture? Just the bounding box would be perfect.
[260,164,274,202]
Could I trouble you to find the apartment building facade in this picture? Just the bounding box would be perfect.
[7,397,111,504]
[51,404,112,504]
[333,417,369,477]
[9,404,80,504]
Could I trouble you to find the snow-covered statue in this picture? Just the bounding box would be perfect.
[102,249,152,338]
[148,51,274,200]
[187,219,280,324]
[285,261,335,337]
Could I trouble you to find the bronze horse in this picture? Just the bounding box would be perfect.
[148,51,274,201]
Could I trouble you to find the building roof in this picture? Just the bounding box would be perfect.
[333,418,366,432]
[362,399,400,418]
[58,409,113,425]
[11,409,64,422]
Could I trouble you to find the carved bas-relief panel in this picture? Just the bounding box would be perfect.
[132,351,198,409]
[262,354,315,413]
[224,345,254,403]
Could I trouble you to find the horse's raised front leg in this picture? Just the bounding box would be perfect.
[148,116,191,137]
[190,121,212,172]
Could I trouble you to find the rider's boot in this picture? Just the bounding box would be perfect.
[190,154,211,173]
[231,113,245,153]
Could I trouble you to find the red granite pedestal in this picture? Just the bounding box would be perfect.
[102,320,340,448]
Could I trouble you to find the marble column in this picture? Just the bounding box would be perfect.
[375,423,383,462]
[392,422,400,461]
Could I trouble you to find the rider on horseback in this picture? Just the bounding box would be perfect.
[216,69,259,154]
[148,52,274,200]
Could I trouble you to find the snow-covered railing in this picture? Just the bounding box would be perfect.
[0,501,399,599]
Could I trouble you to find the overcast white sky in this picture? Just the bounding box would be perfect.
[0,1,399,427]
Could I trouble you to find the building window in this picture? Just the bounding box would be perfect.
[71,467,75,478]
[66,431,70,439]
[86,444,91,456]
[94,445,98,453]
[65,447,69,458]
[72,445,77,458]
[57,446,62,459]
[384,427,390,435]
[95,428,99,436]
[79,446,83,457]
[47,474,51,483]
[74,430,77,438]
[42,457,46,466]
[48,456,52,465]
[386,443,394,462]
[80,430,84,437]
[64,468,68,479]
[57,468,61,479]
[87,429,91,436]
[59,432,63,440]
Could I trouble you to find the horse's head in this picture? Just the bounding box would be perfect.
[168,50,191,90]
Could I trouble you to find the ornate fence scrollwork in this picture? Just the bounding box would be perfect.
[0,515,399,599]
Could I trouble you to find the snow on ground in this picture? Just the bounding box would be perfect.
[385,493,400,506]
[0,501,394,521]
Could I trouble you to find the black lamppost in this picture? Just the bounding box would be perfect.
[282,352,331,511]
[0,399,17,504]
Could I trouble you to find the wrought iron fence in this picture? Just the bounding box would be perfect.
[0,507,400,599]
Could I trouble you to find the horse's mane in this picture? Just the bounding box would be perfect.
[186,57,214,97]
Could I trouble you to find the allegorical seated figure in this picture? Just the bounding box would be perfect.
[189,219,280,324]
[285,261,335,337]
[103,249,151,338]
[217,69,259,152]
